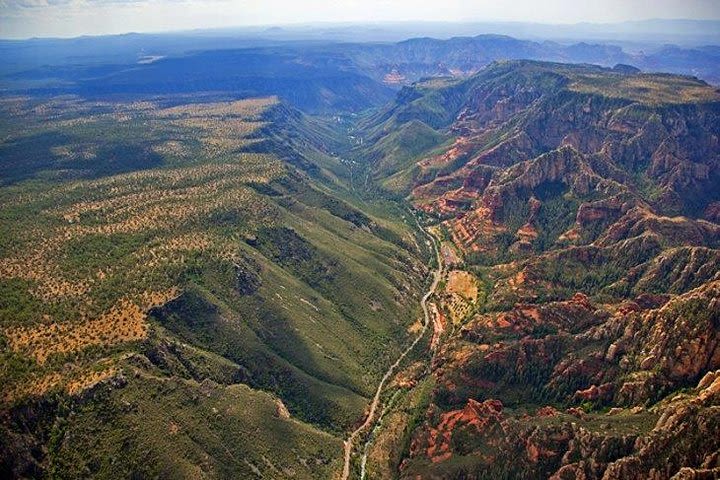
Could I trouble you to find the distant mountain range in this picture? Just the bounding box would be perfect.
[4,18,720,45]
[2,29,720,113]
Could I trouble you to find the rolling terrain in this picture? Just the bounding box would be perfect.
[0,94,432,478]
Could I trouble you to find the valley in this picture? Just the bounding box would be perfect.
[342,215,443,480]
[0,33,719,480]
[0,94,431,478]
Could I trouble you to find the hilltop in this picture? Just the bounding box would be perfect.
[3,34,720,113]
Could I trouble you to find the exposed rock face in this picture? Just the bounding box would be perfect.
[368,61,720,479]
[400,371,720,480]
[417,398,504,464]
[389,63,720,259]
[602,370,720,480]
[408,261,720,478]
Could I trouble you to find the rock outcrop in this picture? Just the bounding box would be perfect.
[369,61,720,479]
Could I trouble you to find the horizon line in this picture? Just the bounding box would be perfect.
[2,17,720,42]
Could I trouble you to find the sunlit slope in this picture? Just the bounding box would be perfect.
[361,60,720,201]
[0,96,426,478]
[353,60,720,479]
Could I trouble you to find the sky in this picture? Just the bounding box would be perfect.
[1,0,719,39]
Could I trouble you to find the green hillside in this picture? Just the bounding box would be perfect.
[0,95,428,477]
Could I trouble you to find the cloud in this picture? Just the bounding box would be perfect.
[1,0,70,8]
[0,0,186,9]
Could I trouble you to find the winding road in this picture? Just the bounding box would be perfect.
[341,216,443,480]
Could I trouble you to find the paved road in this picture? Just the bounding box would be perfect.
[341,217,443,480]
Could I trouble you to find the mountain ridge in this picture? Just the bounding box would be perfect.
[354,59,720,479]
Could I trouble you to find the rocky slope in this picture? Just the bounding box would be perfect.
[358,61,720,479]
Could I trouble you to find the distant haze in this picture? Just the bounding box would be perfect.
[1,0,719,39]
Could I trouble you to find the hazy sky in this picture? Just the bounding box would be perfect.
[1,0,719,39]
